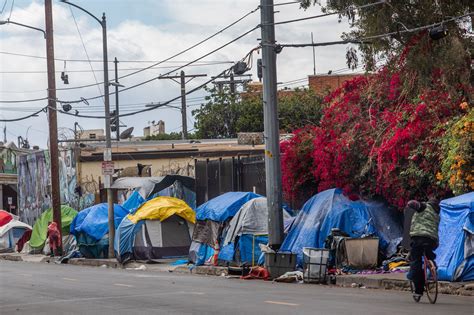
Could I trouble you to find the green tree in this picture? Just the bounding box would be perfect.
[192,86,324,138]
[301,0,473,99]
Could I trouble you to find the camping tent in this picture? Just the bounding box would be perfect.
[70,203,129,258]
[29,205,78,250]
[219,197,292,265]
[115,196,195,263]
[436,192,473,282]
[190,191,261,265]
[112,175,196,211]
[280,188,403,267]
[0,218,32,252]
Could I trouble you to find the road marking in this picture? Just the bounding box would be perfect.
[264,300,299,306]
[114,283,134,287]
[62,278,77,281]
[18,273,32,277]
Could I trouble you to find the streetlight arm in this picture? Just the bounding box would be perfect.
[60,0,103,26]
[0,20,46,38]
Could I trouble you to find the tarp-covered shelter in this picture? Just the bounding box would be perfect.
[219,197,292,265]
[115,196,195,263]
[29,205,78,250]
[190,191,261,265]
[0,217,31,253]
[436,192,473,282]
[112,175,196,211]
[70,203,129,258]
[280,189,403,267]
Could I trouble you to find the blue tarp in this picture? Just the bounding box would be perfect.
[114,217,145,263]
[70,203,129,241]
[280,188,403,267]
[195,192,261,222]
[122,190,145,212]
[436,192,474,282]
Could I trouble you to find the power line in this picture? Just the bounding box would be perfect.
[69,6,104,102]
[7,0,14,20]
[274,0,387,26]
[0,0,8,15]
[0,107,45,122]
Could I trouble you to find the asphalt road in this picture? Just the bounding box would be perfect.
[0,261,472,315]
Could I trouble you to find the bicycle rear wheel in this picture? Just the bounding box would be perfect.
[425,260,438,304]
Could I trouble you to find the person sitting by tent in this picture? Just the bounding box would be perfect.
[47,222,61,257]
[406,198,440,301]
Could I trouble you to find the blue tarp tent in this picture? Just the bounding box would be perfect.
[70,203,129,258]
[190,192,261,265]
[280,188,403,267]
[436,192,473,282]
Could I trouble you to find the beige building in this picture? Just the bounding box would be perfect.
[77,139,264,191]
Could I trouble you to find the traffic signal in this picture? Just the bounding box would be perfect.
[110,110,118,132]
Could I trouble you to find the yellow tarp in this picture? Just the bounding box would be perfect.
[127,196,195,224]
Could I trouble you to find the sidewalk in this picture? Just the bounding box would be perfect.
[2,253,472,296]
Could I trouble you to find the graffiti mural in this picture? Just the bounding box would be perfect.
[18,149,94,226]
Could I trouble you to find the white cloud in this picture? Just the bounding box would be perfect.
[0,0,357,147]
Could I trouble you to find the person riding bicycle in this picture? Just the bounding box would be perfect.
[406,198,440,300]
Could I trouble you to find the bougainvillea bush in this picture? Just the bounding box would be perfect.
[281,33,472,209]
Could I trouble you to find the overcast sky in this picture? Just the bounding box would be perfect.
[0,0,360,147]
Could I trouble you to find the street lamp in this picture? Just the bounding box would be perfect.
[60,0,115,257]
[0,3,63,255]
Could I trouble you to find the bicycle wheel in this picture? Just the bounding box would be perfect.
[425,259,438,304]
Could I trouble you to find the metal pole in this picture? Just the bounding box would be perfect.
[114,57,120,141]
[311,32,316,75]
[180,70,188,140]
[45,0,62,253]
[101,13,115,258]
[261,0,284,249]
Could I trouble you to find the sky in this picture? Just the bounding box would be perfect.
[0,0,361,148]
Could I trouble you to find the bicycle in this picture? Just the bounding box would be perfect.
[409,252,438,304]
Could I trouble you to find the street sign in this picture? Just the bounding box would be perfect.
[101,161,115,175]
[7,197,12,205]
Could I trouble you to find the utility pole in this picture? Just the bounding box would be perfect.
[311,32,316,75]
[261,0,284,249]
[159,71,206,139]
[45,0,62,252]
[212,74,252,94]
[114,57,120,141]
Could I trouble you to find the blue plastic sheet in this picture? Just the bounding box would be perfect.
[280,189,402,267]
[114,217,145,263]
[195,192,260,222]
[70,203,129,241]
[436,192,474,282]
[239,234,268,265]
[122,190,146,213]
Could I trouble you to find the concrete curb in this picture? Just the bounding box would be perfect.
[174,265,229,276]
[335,275,474,296]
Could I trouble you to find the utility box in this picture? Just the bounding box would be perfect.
[344,237,379,269]
[264,252,296,279]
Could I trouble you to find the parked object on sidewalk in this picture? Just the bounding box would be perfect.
[113,175,196,211]
[190,192,260,265]
[115,196,195,263]
[0,217,32,253]
[219,197,293,266]
[70,203,129,259]
[344,237,379,269]
[264,252,297,279]
[241,266,270,280]
[303,248,329,284]
[436,192,473,282]
[29,205,78,251]
[274,270,304,283]
[280,189,402,267]
[47,222,61,256]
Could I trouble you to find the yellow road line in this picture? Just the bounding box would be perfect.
[264,300,299,306]
[113,283,134,287]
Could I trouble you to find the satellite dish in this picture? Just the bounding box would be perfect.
[120,127,134,139]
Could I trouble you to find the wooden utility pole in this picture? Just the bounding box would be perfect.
[45,0,62,252]
[160,71,206,139]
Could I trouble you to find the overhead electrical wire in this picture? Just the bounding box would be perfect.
[0,5,260,99]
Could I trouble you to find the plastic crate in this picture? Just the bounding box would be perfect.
[264,252,296,279]
[303,247,329,284]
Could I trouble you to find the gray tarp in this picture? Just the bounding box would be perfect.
[223,197,291,245]
[111,175,195,199]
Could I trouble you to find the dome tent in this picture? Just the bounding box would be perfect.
[0,218,32,253]
[115,196,195,263]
